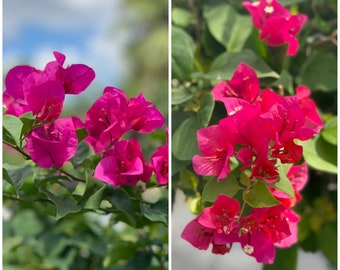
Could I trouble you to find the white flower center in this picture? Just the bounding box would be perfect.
[264,6,274,14]
[243,244,254,255]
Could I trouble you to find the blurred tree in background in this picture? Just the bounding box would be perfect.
[3,1,168,270]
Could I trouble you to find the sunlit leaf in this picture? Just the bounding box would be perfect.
[321,116,337,146]
[202,174,240,203]
[297,52,337,92]
[243,180,280,208]
[298,136,337,174]
[3,164,33,196]
[3,115,23,147]
[203,49,279,82]
[172,26,195,81]
[203,3,252,51]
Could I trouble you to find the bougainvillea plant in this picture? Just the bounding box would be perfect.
[181,62,323,263]
[3,51,168,269]
[172,0,337,268]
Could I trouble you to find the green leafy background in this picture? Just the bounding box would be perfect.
[172,0,337,269]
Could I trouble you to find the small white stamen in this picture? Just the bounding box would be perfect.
[243,244,254,255]
[252,1,260,6]
[264,6,274,13]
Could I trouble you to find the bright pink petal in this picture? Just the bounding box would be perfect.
[61,64,95,94]
[181,217,215,250]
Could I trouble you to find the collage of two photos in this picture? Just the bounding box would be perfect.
[3,0,337,269]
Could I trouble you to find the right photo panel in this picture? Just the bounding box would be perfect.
[171,0,337,270]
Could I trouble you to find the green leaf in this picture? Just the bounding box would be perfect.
[297,52,337,92]
[321,116,337,146]
[197,93,215,128]
[204,49,279,82]
[80,176,106,210]
[202,174,240,203]
[35,177,82,219]
[76,127,88,143]
[244,180,280,208]
[172,7,194,27]
[40,189,81,219]
[172,26,195,81]
[172,85,196,105]
[3,114,23,147]
[172,93,214,161]
[280,0,309,5]
[172,116,199,161]
[19,112,35,141]
[272,163,296,199]
[140,199,168,225]
[203,3,252,51]
[317,221,337,265]
[11,209,45,238]
[3,164,32,196]
[179,168,199,190]
[263,245,297,270]
[107,188,136,227]
[298,136,337,174]
[70,141,92,168]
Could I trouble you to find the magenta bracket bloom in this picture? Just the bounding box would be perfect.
[182,62,323,264]
[243,0,307,56]
[3,51,168,189]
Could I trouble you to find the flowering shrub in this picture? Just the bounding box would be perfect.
[182,63,322,263]
[3,51,168,269]
[172,0,337,268]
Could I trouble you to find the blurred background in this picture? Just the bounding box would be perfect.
[3,0,168,269]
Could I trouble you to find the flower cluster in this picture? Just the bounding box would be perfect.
[194,62,323,182]
[85,87,167,186]
[243,0,307,55]
[181,62,322,263]
[182,163,308,263]
[3,52,168,186]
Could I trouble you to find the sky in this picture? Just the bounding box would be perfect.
[3,0,133,93]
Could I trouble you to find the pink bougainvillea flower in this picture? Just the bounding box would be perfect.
[192,118,239,180]
[3,52,95,120]
[3,65,38,117]
[23,72,65,122]
[181,217,215,250]
[214,205,292,263]
[275,209,300,248]
[25,118,79,169]
[243,0,290,29]
[293,85,324,133]
[85,87,128,152]
[182,200,296,263]
[260,89,316,164]
[94,138,152,186]
[150,129,168,184]
[243,0,307,56]
[198,195,240,234]
[260,14,307,55]
[127,93,165,132]
[212,62,260,114]
[42,51,95,95]
[228,103,278,181]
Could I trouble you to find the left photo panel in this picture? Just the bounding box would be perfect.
[3,1,169,269]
